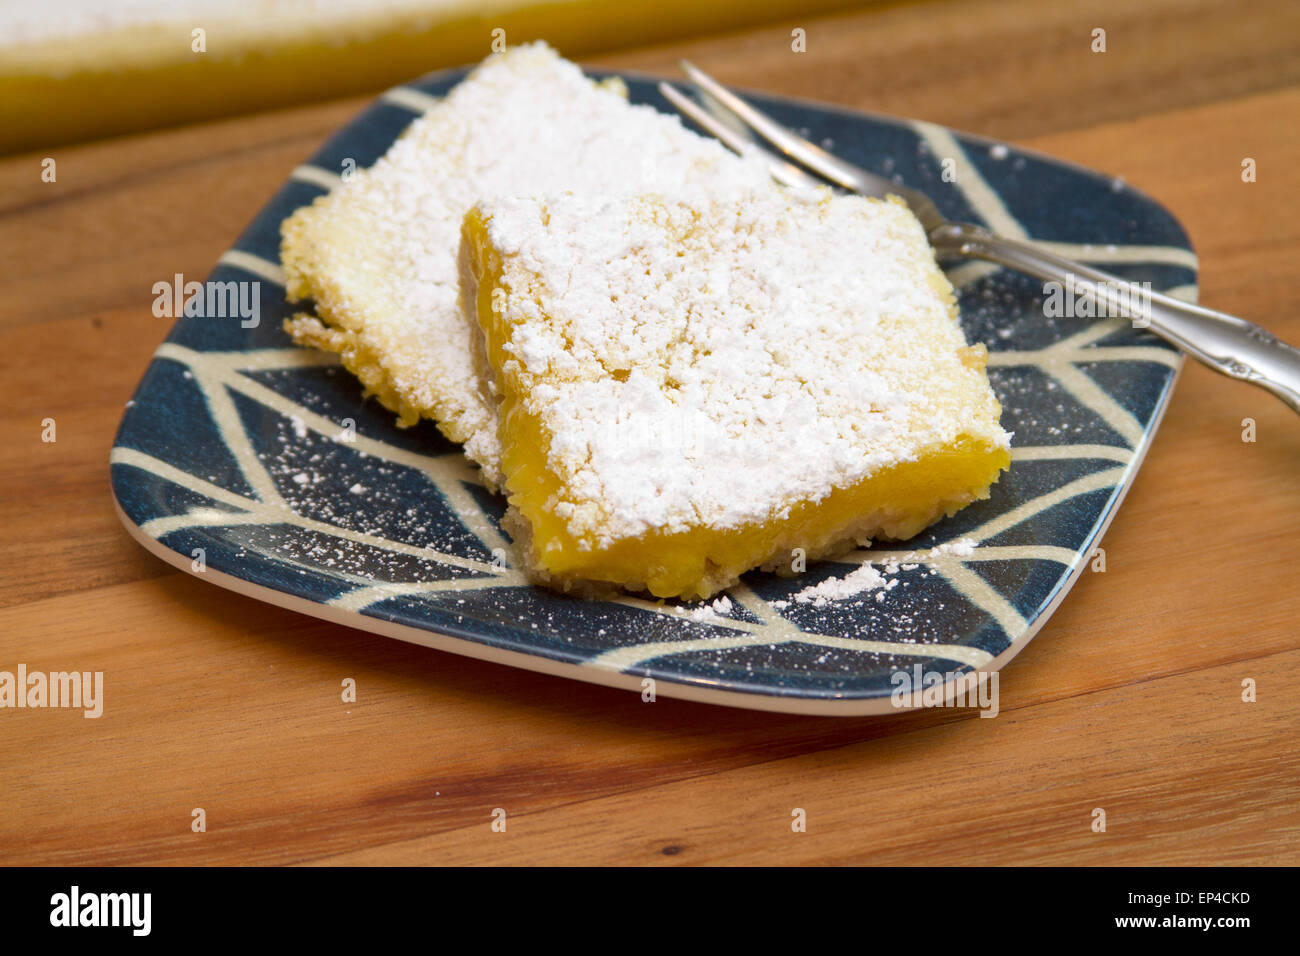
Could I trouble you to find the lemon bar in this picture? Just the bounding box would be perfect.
[281,42,770,486]
[1,1,851,153]
[462,190,1012,600]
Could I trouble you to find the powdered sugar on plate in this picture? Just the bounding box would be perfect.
[675,594,735,623]
[772,538,979,609]
[783,563,889,608]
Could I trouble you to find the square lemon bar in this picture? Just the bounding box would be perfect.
[462,189,1013,600]
[281,43,770,486]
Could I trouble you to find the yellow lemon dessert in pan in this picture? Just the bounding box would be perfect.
[280,42,770,487]
[461,190,1012,600]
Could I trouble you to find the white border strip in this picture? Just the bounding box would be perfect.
[380,86,443,114]
[290,164,343,191]
[217,250,285,286]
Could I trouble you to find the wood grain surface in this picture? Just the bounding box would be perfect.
[1,0,1297,866]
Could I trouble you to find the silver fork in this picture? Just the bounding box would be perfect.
[660,63,1300,415]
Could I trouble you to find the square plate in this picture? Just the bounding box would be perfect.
[111,67,1192,715]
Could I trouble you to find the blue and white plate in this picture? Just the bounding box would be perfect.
[111,68,1192,715]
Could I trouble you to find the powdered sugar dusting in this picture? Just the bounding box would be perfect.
[675,594,735,623]
[787,563,888,607]
[771,538,980,609]
[929,537,977,558]
[480,190,1010,547]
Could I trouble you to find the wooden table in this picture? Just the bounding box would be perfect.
[2,0,1297,866]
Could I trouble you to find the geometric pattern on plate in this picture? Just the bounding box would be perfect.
[111,68,1191,714]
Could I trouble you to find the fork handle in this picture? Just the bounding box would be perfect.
[930,223,1300,415]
